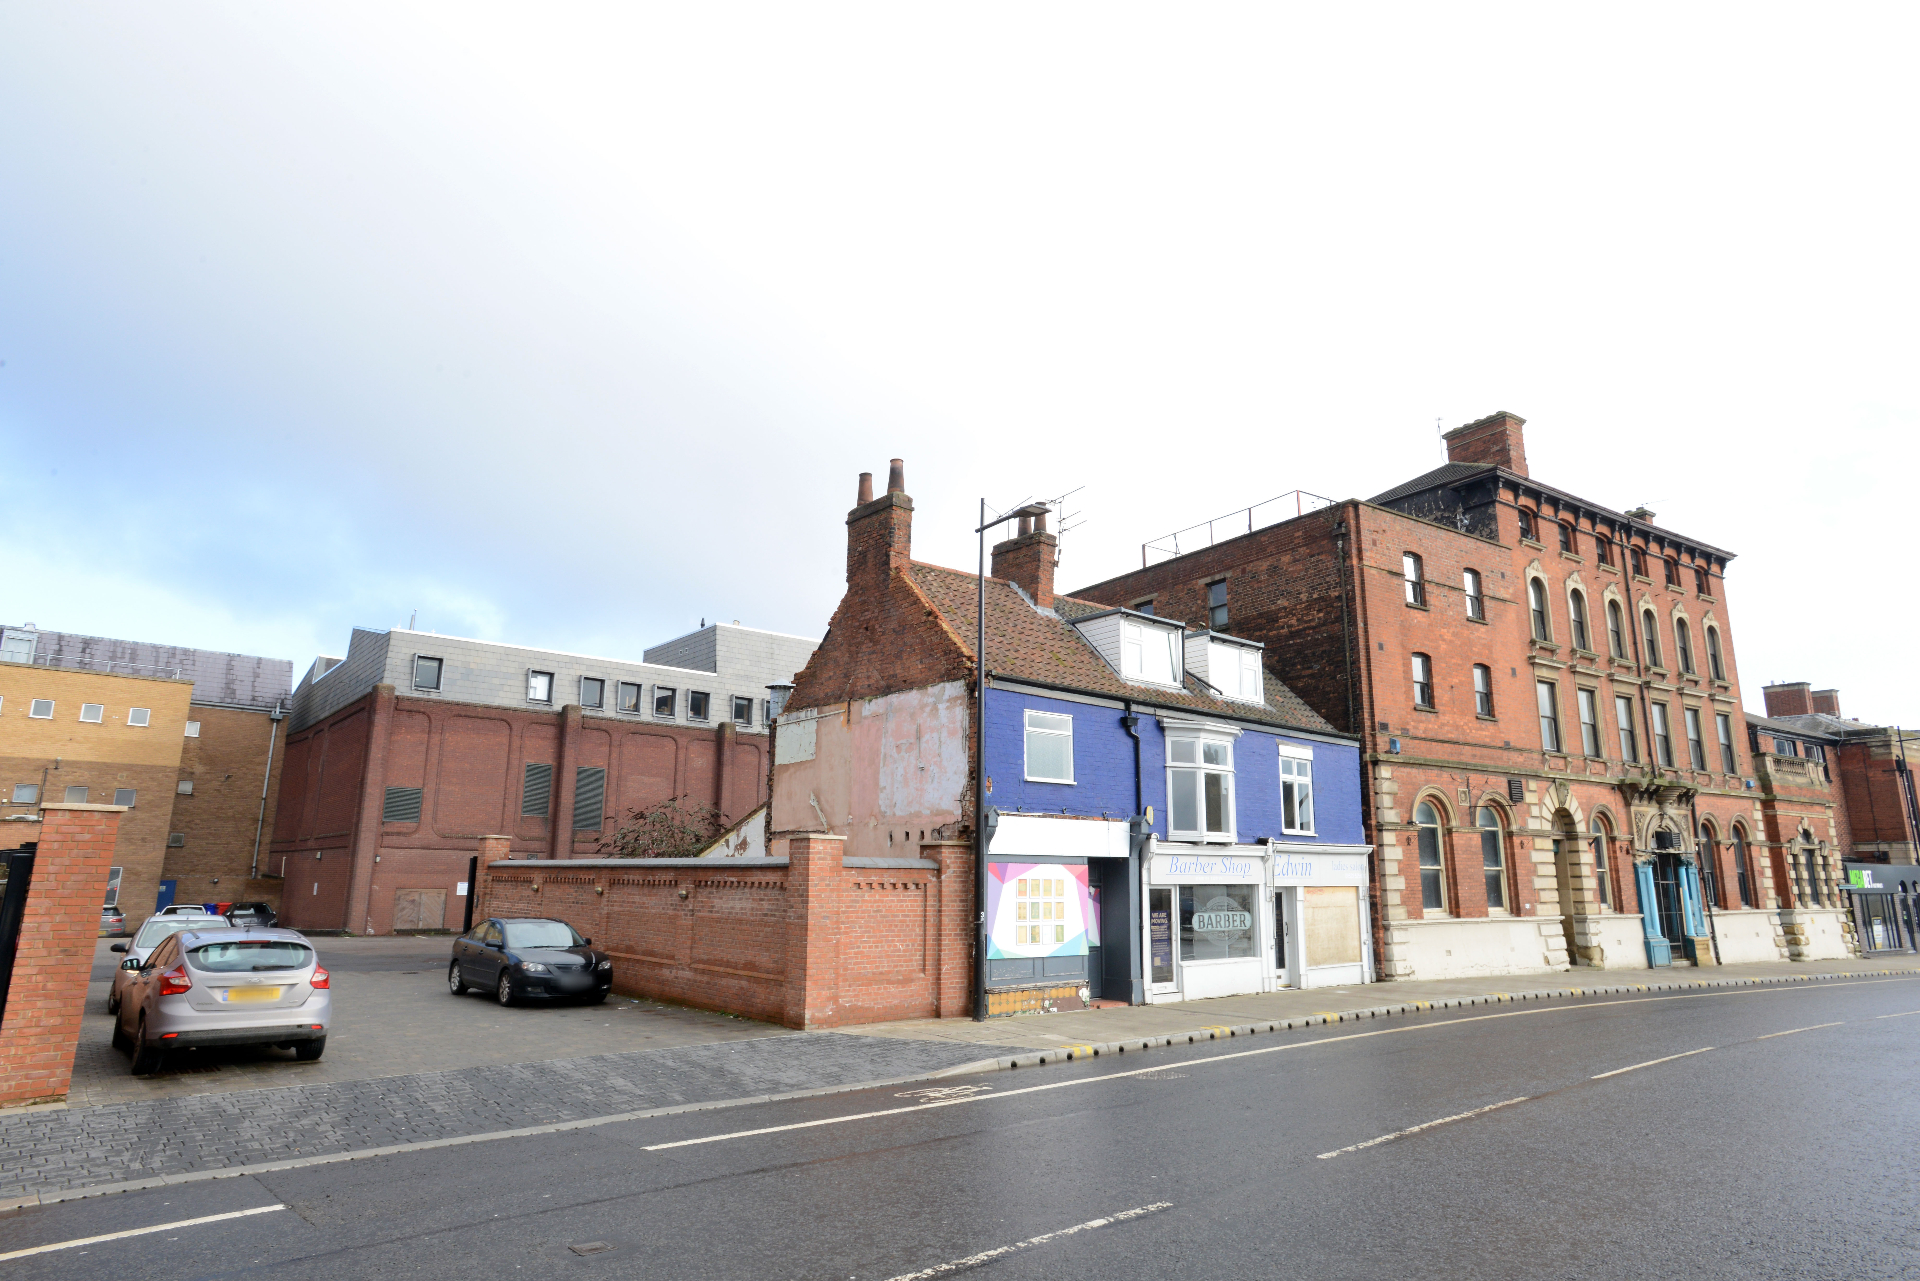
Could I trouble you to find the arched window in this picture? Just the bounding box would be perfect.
[1415,801,1447,911]
[1706,626,1726,681]
[1801,834,1823,907]
[1569,590,1590,651]
[1607,600,1626,658]
[1675,619,1695,674]
[1463,569,1484,620]
[1477,806,1507,910]
[1731,826,1752,907]
[1589,816,1612,908]
[1411,653,1434,708]
[1697,821,1721,907]
[1403,552,1425,606]
[1529,579,1551,641]
[1642,609,1662,667]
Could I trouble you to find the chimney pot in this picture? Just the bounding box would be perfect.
[1018,514,1032,536]
[887,459,905,494]
[1034,509,1048,533]
[857,472,874,505]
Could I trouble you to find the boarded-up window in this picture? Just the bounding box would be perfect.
[392,888,446,930]
[573,766,606,831]
[382,786,424,823]
[521,763,553,817]
[1302,885,1363,967]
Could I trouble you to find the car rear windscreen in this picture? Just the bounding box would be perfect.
[187,940,315,972]
[504,921,583,949]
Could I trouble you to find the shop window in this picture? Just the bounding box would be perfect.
[1529,579,1551,641]
[1473,664,1494,717]
[128,707,151,727]
[1607,600,1626,658]
[1685,707,1707,769]
[1411,653,1434,709]
[527,670,554,705]
[1569,590,1590,651]
[653,686,677,717]
[1536,681,1562,753]
[1403,553,1425,606]
[579,677,605,710]
[1706,627,1726,681]
[733,695,754,726]
[1206,580,1229,630]
[1415,801,1447,911]
[1642,610,1662,667]
[1651,702,1674,767]
[1589,818,1612,908]
[1477,806,1507,910]
[617,682,643,714]
[1024,711,1074,783]
[1167,736,1234,842]
[413,655,443,691]
[1716,712,1737,773]
[1180,882,1257,961]
[1279,752,1314,834]
[1149,887,1174,984]
[1577,688,1601,757]
[1731,827,1753,906]
[1675,620,1695,674]
[1463,569,1484,620]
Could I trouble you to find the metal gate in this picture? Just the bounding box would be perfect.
[0,845,38,1029]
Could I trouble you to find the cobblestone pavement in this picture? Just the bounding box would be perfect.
[0,1031,1023,1203]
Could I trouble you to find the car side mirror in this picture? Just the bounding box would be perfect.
[110,943,128,953]
[582,938,592,947]
[121,958,141,971]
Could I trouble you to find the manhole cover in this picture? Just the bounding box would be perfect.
[568,1242,613,1256]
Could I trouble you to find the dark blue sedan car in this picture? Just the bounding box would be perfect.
[449,917,613,1007]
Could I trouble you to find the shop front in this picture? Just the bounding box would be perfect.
[1144,839,1372,1003]
[984,814,1135,1015]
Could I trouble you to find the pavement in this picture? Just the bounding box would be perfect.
[4,966,1917,1279]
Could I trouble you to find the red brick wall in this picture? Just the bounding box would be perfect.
[0,805,120,1107]
[1835,735,1920,857]
[474,839,974,1028]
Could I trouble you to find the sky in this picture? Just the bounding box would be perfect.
[1,4,1914,723]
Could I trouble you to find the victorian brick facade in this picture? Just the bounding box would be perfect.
[1074,411,1857,979]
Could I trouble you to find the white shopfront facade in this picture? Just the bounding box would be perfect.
[1144,839,1373,1002]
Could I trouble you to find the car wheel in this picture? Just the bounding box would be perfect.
[129,1019,164,1076]
[294,1037,326,1062]
[496,973,515,1007]
[585,990,609,1005]
[448,961,467,996]
[111,1017,132,1054]
[106,991,120,1015]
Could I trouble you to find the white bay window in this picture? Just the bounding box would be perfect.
[1168,736,1235,841]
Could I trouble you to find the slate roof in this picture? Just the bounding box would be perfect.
[908,562,1339,736]
[1368,461,1494,506]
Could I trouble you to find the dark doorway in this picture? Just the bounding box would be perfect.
[1273,890,1290,984]
[1652,852,1687,949]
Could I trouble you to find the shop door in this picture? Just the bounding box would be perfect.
[1147,887,1176,994]
[1273,890,1291,987]
[1652,853,1687,952]
[1085,866,1104,1001]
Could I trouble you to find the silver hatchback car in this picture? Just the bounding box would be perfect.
[113,926,331,1075]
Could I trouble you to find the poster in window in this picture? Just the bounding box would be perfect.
[986,862,1091,960]
[1180,883,1256,960]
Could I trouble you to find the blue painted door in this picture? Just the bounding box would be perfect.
[1637,863,1670,967]
[154,879,177,912]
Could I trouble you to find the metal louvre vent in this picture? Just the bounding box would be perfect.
[522,763,553,818]
[1506,778,1525,804]
[573,766,606,831]
[382,786,424,824]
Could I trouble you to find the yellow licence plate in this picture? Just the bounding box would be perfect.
[223,987,282,1003]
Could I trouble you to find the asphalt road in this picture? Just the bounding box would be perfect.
[5,974,1916,1280]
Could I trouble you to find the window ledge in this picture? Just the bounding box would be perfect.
[1466,614,1490,626]
[1413,704,1439,714]
[1405,601,1430,611]
[1476,714,1498,722]
[1519,537,1544,550]
[1633,575,1653,585]
[1024,777,1076,786]
[1559,552,1584,563]
[1697,594,1718,603]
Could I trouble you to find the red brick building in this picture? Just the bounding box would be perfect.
[1073,411,1856,979]
[1757,682,1920,866]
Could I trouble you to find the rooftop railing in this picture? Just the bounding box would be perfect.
[1141,490,1334,566]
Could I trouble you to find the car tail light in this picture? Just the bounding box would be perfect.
[309,966,331,990]
[158,964,192,996]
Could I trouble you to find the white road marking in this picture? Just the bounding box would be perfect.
[1756,1022,1843,1039]
[1315,1098,1531,1160]
[1873,1009,1920,1019]
[0,1204,285,1261]
[879,1202,1173,1281]
[1590,1047,1713,1079]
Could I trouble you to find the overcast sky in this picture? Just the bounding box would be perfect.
[2,5,1914,723]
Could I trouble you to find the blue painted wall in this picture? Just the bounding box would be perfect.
[985,687,1362,846]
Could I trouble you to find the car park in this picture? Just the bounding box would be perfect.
[113,926,330,1075]
[108,914,238,1014]
[99,905,126,937]
[449,917,613,1007]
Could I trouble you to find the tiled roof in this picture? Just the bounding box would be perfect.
[1367,461,1494,506]
[909,562,1339,736]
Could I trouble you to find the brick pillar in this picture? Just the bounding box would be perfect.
[784,833,845,1028]
[343,684,396,935]
[552,704,582,860]
[470,834,512,925]
[926,841,974,1018]
[715,721,736,817]
[0,803,123,1107]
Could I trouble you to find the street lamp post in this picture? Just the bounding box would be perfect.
[974,499,1051,1022]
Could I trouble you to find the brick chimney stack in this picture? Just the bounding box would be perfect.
[992,507,1058,608]
[1443,411,1529,477]
[846,460,913,587]
[1763,681,1813,717]
[1811,689,1842,716]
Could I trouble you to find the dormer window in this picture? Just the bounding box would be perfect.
[1121,619,1181,686]
[1185,633,1264,704]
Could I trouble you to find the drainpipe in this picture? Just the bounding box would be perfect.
[1122,701,1146,1005]
[250,701,285,881]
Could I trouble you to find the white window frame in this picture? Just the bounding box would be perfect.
[1121,620,1182,688]
[1577,688,1601,757]
[29,699,53,719]
[1278,745,1314,835]
[1536,680,1562,753]
[183,720,201,738]
[1403,552,1425,606]
[64,785,89,803]
[104,866,123,908]
[1207,641,1264,704]
[1165,730,1237,844]
[79,703,105,723]
[1023,710,1075,784]
[1463,569,1484,620]
[10,784,38,804]
[127,707,151,727]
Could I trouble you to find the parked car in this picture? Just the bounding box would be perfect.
[225,902,278,929]
[99,905,126,937]
[449,917,612,1006]
[156,904,216,917]
[108,914,238,1014]
[113,926,330,1075]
